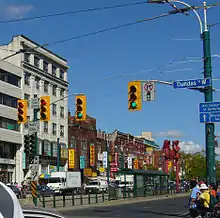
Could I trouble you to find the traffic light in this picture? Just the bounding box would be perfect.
[75,95,86,121]
[29,134,36,158]
[24,135,30,154]
[147,91,151,101]
[40,96,50,121]
[128,81,142,111]
[17,99,27,123]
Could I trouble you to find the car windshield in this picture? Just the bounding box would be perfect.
[48,178,61,183]
[88,182,99,186]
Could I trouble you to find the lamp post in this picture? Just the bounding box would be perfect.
[148,0,215,183]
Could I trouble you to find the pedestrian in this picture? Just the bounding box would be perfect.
[209,183,217,198]
[189,180,201,217]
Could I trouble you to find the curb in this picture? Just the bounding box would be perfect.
[56,193,189,212]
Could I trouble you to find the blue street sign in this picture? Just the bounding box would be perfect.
[80,156,85,169]
[173,77,211,89]
[199,102,220,123]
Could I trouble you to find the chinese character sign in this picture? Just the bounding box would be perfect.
[103,151,108,168]
[134,158,139,170]
[90,144,95,166]
[68,148,75,169]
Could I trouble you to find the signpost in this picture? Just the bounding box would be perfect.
[31,98,39,109]
[173,78,211,89]
[28,121,39,134]
[29,164,39,181]
[143,81,155,101]
[199,102,220,123]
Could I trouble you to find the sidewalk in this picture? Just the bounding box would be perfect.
[56,192,189,212]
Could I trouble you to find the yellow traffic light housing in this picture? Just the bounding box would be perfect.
[128,81,142,111]
[17,99,28,123]
[75,95,86,121]
[40,96,50,121]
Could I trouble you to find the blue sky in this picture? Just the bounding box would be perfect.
[1,0,220,152]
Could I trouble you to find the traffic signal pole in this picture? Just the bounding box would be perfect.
[32,108,38,206]
[203,3,215,184]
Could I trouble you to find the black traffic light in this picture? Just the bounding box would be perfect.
[40,96,50,121]
[24,135,30,154]
[29,134,36,157]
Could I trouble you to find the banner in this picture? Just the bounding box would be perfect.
[68,148,75,169]
[134,158,139,170]
[103,151,108,168]
[90,144,95,166]
[80,156,85,169]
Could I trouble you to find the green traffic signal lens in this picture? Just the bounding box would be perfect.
[131,102,137,109]
[77,112,83,119]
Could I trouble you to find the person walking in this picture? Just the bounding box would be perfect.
[189,180,201,217]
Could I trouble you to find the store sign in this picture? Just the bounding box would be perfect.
[68,148,75,169]
[114,152,118,167]
[134,158,139,170]
[80,156,85,169]
[90,144,95,166]
[84,168,92,177]
[127,157,132,169]
[103,151,108,168]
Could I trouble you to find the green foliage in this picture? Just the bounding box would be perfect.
[180,151,206,180]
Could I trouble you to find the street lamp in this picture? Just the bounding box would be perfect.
[148,0,215,183]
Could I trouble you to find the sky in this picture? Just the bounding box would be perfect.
[0,0,220,153]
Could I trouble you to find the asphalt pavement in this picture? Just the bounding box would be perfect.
[60,196,190,218]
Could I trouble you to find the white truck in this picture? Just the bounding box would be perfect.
[47,171,81,195]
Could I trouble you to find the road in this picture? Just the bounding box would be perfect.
[60,196,189,218]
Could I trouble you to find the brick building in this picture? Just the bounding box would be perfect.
[68,112,97,172]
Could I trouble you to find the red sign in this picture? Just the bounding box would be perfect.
[90,144,95,166]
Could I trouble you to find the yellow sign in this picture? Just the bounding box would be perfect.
[84,168,92,177]
[68,148,75,169]
[109,155,112,162]
[99,167,105,173]
[92,172,97,177]
[90,144,95,166]
[168,161,172,170]
[134,158,139,170]
[146,147,153,152]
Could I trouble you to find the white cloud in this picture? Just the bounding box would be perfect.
[179,141,202,154]
[156,130,183,138]
[5,4,33,19]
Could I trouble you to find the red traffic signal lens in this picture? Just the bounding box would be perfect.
[18,102,24,108]
[41,99,47,105]
[129,85,136,93]
[76,98,83,104]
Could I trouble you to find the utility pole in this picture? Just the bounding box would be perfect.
[106,134,110,184]
[57,138,60,172]
[203,2,215,183]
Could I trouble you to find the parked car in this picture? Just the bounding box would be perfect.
[37,185,55,197]
[7,185,22,199]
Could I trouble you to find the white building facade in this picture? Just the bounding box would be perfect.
[0,60,23,184]
[0,35,69,183]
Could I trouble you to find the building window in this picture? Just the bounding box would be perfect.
[24,72,30,86]
[0,141,16,159]
[52,123,56,135]
[52,104,57,116]
[44,121,48,133]
[24,53,30,63]
[52,66,56,76]
[60,125,64,137]
[0,69,21,87]
[70,136,76,148]
[35,77,40,89]
[44,81,49,93]
[43,61,48,72]
[0,117,19,131]
[24,116,30,129]
[52,142,57,157]
[60,89,64,98]
[0,93,18,108]
[34,56,40,68]
[60,106,64,118]
[60,70,64,80]
[52,85,57,96]
[24,93,30,107]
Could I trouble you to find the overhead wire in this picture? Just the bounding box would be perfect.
[0,1,147,24]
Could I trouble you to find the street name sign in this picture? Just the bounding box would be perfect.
[173,77,211,89]
[199,102,220,123]
[31,98,39,109]
[28,121,39,134]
